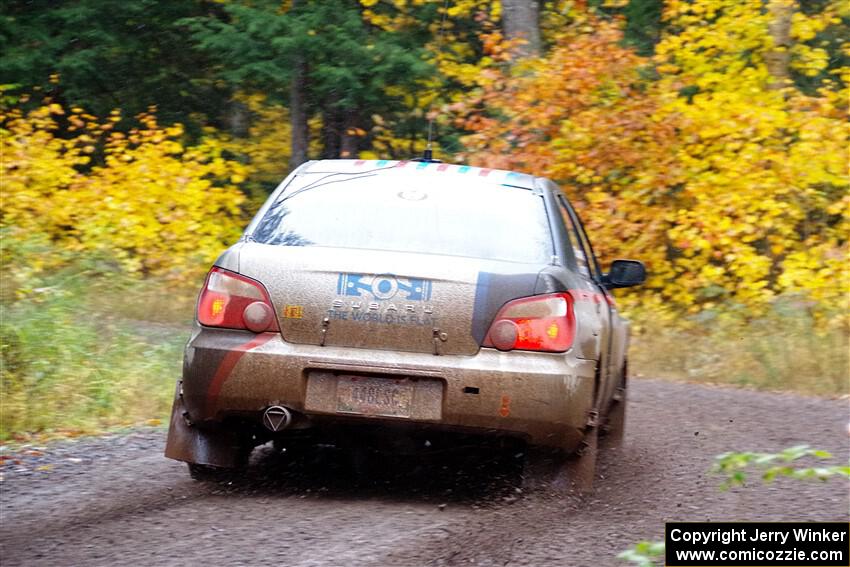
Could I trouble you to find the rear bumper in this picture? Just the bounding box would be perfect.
[174,326,597,452]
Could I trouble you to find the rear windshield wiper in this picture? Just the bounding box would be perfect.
[276,164,399,206]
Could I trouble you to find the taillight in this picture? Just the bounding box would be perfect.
[197,267,279,333]
[483,293,575,352]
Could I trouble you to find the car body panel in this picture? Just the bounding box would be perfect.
[236,243,551,356]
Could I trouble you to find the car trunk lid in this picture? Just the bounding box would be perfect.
[236,243,545,356]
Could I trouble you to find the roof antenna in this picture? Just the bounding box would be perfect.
[414,0,450,163]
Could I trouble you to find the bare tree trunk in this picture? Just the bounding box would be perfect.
[289,0,309,169]
[501,0,541,59]
[321,105,342,159]
[226,97,249,138]
[765,0,794,91]
[289,59,309,169]
[340,109,359,158]
[320,106,361,158]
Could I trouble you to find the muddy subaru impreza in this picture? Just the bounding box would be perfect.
[165,159,645,486]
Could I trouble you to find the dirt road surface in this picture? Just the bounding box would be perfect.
[2,378,848,567]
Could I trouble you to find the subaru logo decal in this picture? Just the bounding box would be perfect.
[337,273,433,302]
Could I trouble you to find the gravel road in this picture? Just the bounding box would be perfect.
[1,378,848,567]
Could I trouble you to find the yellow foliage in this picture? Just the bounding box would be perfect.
[652,0,849,325]
[1,102,248,282]
[458,7,849,327]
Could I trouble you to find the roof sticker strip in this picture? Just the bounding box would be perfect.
[502,171,528,188]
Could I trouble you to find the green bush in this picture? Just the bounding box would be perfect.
[0,257,193,441]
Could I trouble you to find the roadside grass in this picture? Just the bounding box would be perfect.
[0,265,196,443]
[630,301,849,397]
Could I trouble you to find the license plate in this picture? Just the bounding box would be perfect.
[336,376,414,418]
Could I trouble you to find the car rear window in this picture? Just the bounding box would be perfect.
[250,171,554,264]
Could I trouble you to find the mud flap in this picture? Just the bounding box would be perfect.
[164,382,244,468]
[558,426,598,494]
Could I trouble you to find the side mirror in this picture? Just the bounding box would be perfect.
[603,259,646,289]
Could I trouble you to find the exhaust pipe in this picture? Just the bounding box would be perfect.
[262,406,293,432]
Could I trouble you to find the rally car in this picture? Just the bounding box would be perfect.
[165,159,645,489]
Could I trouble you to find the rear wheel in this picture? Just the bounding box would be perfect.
[187,463,227,482]
[521,428,599,495]
[346,446,372,484]
[185,430,255,481]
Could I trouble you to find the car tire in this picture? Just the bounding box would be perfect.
[522,428,599,495]
[186,437,254,482]
[346,446,373,484]
[187,463,227,482]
